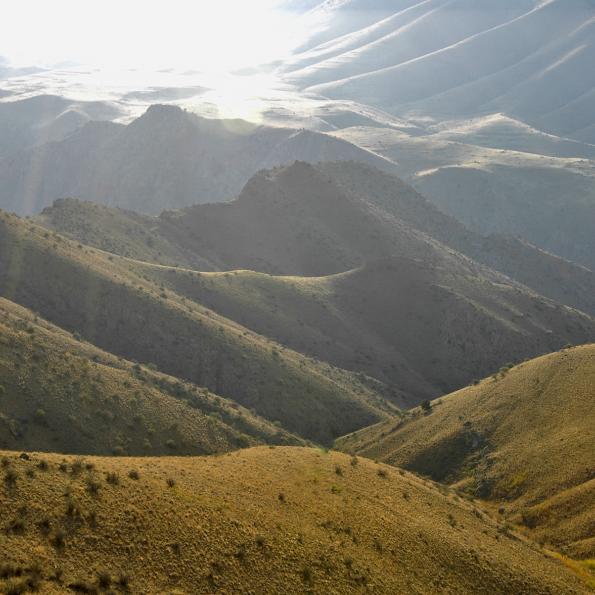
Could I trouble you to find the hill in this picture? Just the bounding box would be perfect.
[0,211,397,444]
[39,162,595,317]
[0,103,394,216]
[0,446,590,593]
[336,345,595,559]
[149,256,595,404]
[34,162,595,404]
[0,297,301,456]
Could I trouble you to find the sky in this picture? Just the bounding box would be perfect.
[2,0,313,72]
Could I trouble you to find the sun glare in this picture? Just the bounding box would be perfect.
[2,0,306,72]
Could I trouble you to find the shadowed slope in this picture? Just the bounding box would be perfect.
[0,297,300,455]
[0,212,396,443]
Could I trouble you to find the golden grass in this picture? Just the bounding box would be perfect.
[337,345,595,558]
[0,447,589,594]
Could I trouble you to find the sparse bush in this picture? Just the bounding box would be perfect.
[37,459,49,471]
[37,517,51,536]
[166,478,176,488]
[4,468,18,486]
[96,571,111,589]
[350,456,358,467]
[255,535,266,547]
[86,478,101,495]
[128,469,140,480]
[421,400,432,414]
[377,468,388,478]
[51,529,66,549]
[278,492,286,502]
[106,472,120,486]
[334,465,343,476]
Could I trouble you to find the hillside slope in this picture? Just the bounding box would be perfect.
[0,103,394,216]
[337,345,595,558]
[150,256,595,403]
[38,162,595,317]
[0,447,590,594]
[0,212,397,443]
[0,297,300,456]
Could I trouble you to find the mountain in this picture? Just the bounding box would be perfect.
[0,94,121,159]
[35,163,595,405]
[0,103,395,216]
[331,128,595,272]
[337,345,595,559]
[286,0,595,144]
[0,446,589,594]
[0,297,300,456]
[38,162,595,317]
[0,211,397,444]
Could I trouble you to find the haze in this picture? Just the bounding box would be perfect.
[2,0,309,71]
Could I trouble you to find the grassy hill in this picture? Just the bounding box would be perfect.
[0,297,300,455]
[0,211,397,444]
[336,345,595,559]
[0,446,590,594]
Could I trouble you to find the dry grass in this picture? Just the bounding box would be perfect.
[337,345,595,558]
[0,447,589,594]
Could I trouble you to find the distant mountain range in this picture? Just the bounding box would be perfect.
[0,103,394,215]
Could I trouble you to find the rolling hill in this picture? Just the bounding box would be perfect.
[337,345,595,559]
[0,297,300,456]
[0,446,590,593]
[0,103,395,216]
[0,210,397,444]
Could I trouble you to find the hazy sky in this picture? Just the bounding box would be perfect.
[2,0,311,71]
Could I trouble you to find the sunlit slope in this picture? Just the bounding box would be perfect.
[0,212,396,443]
[337,345,595,557]
[0,297,300,455]
[0,447,589,594]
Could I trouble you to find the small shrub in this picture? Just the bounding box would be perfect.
[86,478,101,495]
[37,517,51,535]
[255,535,266,547]
[377,468,388,478]
[96,571,111,588]
[166,478,176,488]
[420,400,432,414]
[350,456,358,467]
[106,472,120,486]
[334,465,343,476]
[4,468,18,486]
[278,492,285,502]
[37,459,49,471]
[51,529,66,549]
[128,469,140,480]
